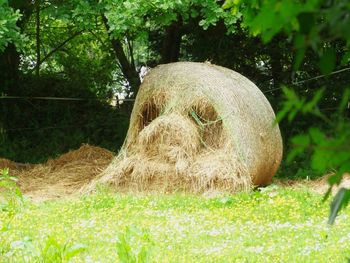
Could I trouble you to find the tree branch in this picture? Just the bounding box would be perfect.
[30,30,84,73]
[161,18,184,63]
[126,37,136,70]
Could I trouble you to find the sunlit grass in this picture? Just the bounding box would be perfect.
[1,186,350,262]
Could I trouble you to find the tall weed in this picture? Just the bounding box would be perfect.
[0,168,25,213]
[116,226,153,263]
[36,236,86,263]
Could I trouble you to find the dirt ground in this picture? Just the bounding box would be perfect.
[1,144,349,202]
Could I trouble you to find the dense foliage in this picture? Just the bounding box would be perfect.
[224,0,350,221]
[0,1,22,51]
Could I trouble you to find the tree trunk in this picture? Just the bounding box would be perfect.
[0,44,20,95]
[101,14,141,96]
[161,20,183,64]
[110,38,141,95]
[35,0,41,77]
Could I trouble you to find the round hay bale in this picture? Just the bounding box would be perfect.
[98,62,283,193]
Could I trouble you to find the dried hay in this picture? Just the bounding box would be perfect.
[0,158,33,171]
[91,62,283,194]
[4,145,114,201]
[275,173,350,195]
[0,158,19,170]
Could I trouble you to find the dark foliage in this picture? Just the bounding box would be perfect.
[0,74,129,163]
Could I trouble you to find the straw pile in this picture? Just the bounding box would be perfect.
[0,158,20,170]
[275,173,350,195]
[93,62,283,193]
[1,145,114,200]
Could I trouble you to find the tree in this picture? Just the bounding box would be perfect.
[0,0,33,94]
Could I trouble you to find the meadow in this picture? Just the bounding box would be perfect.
[1,185,350,262]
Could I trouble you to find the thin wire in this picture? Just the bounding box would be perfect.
[0,96,136,102]
[292,67,350,85]
[263,66,350,94]
[5,122,124,132]
[7,125,82,132]
[263,87,283,94]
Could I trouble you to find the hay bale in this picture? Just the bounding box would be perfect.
[96,62,283,193]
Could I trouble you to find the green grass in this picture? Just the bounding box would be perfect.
[1,186,350,262]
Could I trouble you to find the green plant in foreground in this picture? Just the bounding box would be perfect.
[0,168,26,258]
[36,236,86,263]
[0,223,11,257]
[116,226,153,263]
[0,168,24,213]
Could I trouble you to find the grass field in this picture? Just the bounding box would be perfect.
[1,186,350,262]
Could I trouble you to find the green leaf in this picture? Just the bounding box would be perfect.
[311,150,329,172]
[287,134,310,163]
[116,230,134,263]
[190,9,199,18]
[293,35,306,71]
[339,163,350,177]
[288,107,300,122]
[1,168,9,177]
[338,89,350,112]
[286,147,303,163]
[276,86,307,122]
[328,173,343,186]
[319,48,336,75]
[293,34,306,49]
[283,86,299,101]
[328,188,350,225]
[222,0,234,9]
[341,51,350,65]
[302,88,324,113]
[308,127,326,144]
[322,186,332,202]
[297,12,315,35]
[198,20,206,27]
[291,134,310,147]
[275,105,292,123]
[64,243,86,260]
